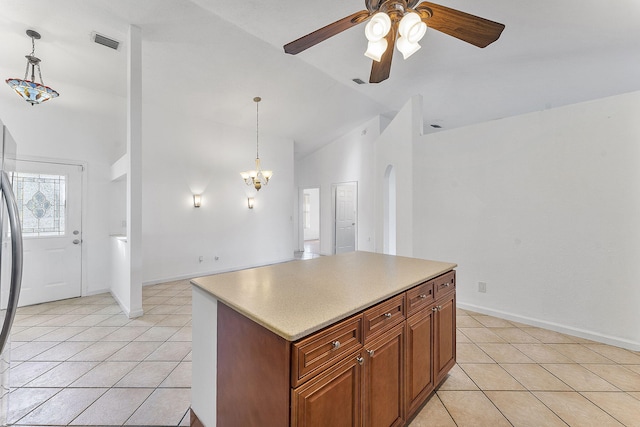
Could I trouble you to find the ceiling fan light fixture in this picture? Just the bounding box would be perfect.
[399,12,427,43]
[365,12,391,41]
[396,36,421,59]
[364,38,388,62]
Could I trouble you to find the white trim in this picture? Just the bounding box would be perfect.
[110,289,144,318]
[457,302,640,351]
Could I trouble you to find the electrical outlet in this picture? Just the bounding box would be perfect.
[478,282,487,293]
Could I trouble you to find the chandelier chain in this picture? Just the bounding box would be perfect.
[255,99,259,159]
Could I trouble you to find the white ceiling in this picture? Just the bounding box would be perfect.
[2,0,640,158]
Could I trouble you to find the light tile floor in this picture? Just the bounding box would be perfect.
[409,309,640,427]
[8,280,640,426]
[9,280,192,426]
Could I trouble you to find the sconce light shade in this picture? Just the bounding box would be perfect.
[247,197,255,209]
[193,194,201,208]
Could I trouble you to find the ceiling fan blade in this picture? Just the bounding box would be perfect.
[369,22,398,84]
[417,2,505,48]
[284,10,370,55]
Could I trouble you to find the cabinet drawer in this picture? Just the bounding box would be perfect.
[406,281,435,317]
[363,294,405,341]
[292,314,363,387]
[434,271,455,299]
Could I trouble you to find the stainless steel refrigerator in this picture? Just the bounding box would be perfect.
[0,119,23,426]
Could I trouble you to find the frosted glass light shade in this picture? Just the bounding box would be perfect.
[396,36,421,59]
[365,39,389,62]
[365,13,391,41]
[398,12,427,43]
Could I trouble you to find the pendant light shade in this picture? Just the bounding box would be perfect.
[5,30,59,105]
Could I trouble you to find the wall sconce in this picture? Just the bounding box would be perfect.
[193,194,201,208]
[247,197,254,209]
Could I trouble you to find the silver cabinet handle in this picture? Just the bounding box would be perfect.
[0,171,23,355]
[73,239,81,245]
[383,313,392,318]
[331,340,340,350]
[367,349,375,357]
[432,307,438,312]
[418,294,427,299]
[356,356,364,365]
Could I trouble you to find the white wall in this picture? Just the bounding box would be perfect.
[296,117,379,255]
[374,96,422,256]
[141,106,295,284]
[413,91,640,349]
[0,87,125,297]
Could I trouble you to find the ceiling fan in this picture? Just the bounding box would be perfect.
[283,0,505,84]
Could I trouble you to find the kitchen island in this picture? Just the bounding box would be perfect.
[191,251,457,427]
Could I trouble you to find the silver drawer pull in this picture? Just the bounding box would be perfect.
[418,294,427,299]
[367,349,375,357]
[432,307,438,312]
[331,340,340,350]
[444,283,450,287]
[383,313,392,318]
[356,356,364,365]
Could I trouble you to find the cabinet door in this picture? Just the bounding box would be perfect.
[364,323,405,427]
[434,294,456,383]
[292,352,363,427]
[406,305,434,418]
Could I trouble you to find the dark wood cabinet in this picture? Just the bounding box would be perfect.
[292,351,363,427]
[215,270,455,427]
[364,322,405,427]
[405,303,434,418]
[434,292,456,383]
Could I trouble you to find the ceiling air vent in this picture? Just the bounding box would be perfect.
[352,78,366,85]
[92,32,120,50]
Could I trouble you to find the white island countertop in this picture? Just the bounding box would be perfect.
[191,251,456,341]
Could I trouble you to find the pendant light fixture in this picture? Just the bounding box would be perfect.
[5,30,59,105]
[240,97,273,191]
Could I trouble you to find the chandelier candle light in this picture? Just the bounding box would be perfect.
[240,97,272,191]
[6,30,59,105]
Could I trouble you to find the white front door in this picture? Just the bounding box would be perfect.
[13,160,83,307]
[335,182,357,254]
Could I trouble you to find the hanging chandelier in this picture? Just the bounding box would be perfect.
[240,97,273,191]
[6,30,59,105]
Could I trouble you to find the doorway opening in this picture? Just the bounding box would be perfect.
[301,187,321,259]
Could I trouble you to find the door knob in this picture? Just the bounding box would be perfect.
[73,239,81,244]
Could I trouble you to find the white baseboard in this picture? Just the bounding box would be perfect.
[84,288,110,296]
[457,301,640,352]
[109,289,144,319]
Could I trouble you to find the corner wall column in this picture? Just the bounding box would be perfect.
[127,24,143,317]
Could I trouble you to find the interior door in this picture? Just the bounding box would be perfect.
[12,160,82,307]
[335,182,357,254]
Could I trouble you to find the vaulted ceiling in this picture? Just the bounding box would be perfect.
[2,0,639,158]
